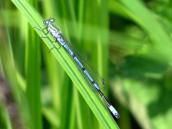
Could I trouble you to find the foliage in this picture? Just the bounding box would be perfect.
[0,0,172,129]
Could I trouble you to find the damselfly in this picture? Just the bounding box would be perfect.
[39,18,120,119]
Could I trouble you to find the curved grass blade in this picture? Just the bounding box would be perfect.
[10,0,120,129]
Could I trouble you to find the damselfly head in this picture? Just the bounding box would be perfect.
[43,18,55,26]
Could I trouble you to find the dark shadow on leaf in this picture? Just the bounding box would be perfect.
[118,55,169,79]
[148,82,172,118]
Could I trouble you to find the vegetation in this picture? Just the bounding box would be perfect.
[0,0,172,129]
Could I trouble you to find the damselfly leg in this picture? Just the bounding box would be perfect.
[33,27,61,51]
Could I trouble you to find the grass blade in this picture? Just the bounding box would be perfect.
[0,102,12,129]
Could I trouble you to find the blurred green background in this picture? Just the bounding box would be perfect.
[0,0,172,129]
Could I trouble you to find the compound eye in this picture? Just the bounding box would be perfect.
[50,18,55,23]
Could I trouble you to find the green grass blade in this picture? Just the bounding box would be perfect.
[0,102,12,129]
[42,2,63,128]
[42,107,60,128]
[25,16,42,129]
[23,2,42,129]
[10,0,120,129]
